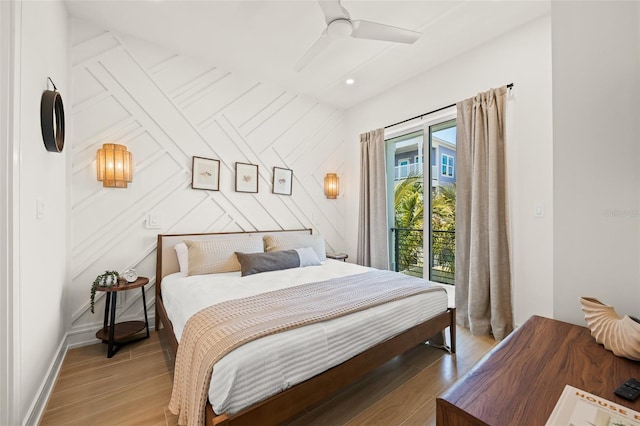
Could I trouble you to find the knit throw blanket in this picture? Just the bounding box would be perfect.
[168,270,445,425]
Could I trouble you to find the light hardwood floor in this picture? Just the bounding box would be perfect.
[40,327,496,426]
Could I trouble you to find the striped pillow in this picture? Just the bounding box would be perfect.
[185,236,263,276]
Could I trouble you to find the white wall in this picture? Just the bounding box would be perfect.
[68,19,347,343]
[14,0,69,424]
[0,2,17,424]
[551,1,640,325]
[345,16,554,327]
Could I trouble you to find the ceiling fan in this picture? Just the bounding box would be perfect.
[295,0,422,72]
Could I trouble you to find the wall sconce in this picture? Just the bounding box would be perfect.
[324,173,339,199]
[96,143,133,188]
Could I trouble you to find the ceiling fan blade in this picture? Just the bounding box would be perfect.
[317,0,350,25]
[294,31,332,72]
[351,20,421,44]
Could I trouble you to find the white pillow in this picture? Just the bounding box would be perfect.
[263,234,326,261]
[174,242,189,273]
[295,247,322,267]
[185,236,264,276]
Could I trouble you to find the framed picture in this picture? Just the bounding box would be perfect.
[272,167,293,195]
[191,156,220,191]
[235,162,259,193]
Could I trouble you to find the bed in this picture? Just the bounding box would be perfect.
[155,229,456,426]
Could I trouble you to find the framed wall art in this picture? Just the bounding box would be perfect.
[235,162,258,193]
[191,156,220,191]
[272,167,293,196]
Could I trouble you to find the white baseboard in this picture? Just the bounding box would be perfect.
[22,333,67,426]
[24,314,156,425]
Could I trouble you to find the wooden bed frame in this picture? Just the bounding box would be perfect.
[155,229,456,426]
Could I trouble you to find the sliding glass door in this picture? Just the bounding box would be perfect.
[387,130,425,277]
[428,119,456,284]
[386,117,457,284]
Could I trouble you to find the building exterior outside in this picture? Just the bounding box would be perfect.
[394,135,456,188]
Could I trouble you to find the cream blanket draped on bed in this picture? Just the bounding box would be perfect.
[168,270,445,425]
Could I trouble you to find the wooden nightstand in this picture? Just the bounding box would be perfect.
[436,316,640,425]
[95,276,150,358]
[326,253,348,262]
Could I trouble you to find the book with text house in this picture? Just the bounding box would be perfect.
[546,385,640,426]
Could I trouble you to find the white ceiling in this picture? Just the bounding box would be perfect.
[64,0,550,109]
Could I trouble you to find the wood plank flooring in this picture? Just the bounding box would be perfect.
[40,327,496,425]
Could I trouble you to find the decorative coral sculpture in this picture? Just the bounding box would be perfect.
[580,297,640,361]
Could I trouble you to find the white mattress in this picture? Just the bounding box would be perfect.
[162,260,449,415]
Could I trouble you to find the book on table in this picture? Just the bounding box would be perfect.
[546,385,640,426]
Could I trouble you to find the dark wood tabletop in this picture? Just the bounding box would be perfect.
[437,315,640,425]
[95,276,149,292]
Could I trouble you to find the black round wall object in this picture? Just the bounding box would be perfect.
[40,90,65,153]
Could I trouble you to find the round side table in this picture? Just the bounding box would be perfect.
[95,276,150,358]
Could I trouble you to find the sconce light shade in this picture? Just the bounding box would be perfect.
[324,173,339,199]
[97,143,133,188]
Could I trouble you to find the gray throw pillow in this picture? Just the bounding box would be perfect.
[236,250,300,276]
[235,248,321,277]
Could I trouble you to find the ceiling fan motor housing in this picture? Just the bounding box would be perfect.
[327,19,353,38]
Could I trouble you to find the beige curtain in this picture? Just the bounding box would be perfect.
[357,128,389,269]
[455,86,513,340]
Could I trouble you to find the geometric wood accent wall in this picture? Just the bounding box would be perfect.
[69,19,346,341]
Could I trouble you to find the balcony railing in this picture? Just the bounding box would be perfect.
[431,229,455,285]
[390,228,455,285]
[394,164,440,187]
[394,163,423,180]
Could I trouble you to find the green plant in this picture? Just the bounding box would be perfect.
[431,183,456,274]
[90,270,119,314]
[431,183,456,232]
[394,172,424,272]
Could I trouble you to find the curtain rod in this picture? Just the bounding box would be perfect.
[384,83,514,129]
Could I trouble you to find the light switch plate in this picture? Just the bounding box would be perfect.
[36,199,45,219]
[146,213,162,229]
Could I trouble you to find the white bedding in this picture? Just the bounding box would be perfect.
[162,260,449,415]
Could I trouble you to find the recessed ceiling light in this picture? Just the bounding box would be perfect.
[345,78,355,85]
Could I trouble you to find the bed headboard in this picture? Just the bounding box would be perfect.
[156,229,313,286]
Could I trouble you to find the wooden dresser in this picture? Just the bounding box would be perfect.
[436,315,640,425]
